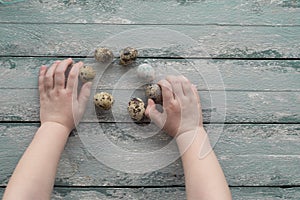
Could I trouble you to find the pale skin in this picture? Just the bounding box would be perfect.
[3,58,92,200]
[4,58,231,199]
[145,75,232,200]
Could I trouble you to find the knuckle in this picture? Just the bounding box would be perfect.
[56,82,65,88]
[54,89,61,96]
[173,79,180,85]
[45,74,52,80]
[44,82,51,89]
[38,85,44,91]
[66,90,73,97]
[38,79,44,85]
[55,70,64,76]
[169,100,179,109]
[68,71,77,79]
[50,88,61,97]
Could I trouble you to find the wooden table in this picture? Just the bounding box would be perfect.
[0,0,300,199]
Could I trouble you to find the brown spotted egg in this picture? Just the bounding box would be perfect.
[127,98,145,121]
[79,65,96,83]
[145,84,162,105]
[94,47,114,63]
[94,92,114,110]
[120,47,138,65]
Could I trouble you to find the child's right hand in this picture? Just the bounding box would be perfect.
[145,75,203,138]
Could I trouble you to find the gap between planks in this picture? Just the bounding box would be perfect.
[1,121,300,125]
[1,22,300,27]
[1,185,299,189]
[1,55,300,60]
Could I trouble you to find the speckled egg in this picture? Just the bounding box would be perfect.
[137,63,155,82]
[79,65,96,83]
[127,98,145,121]
[94,92,114,110]
[94,47,114,63]
[145,84,162,104]
[120,47,138,65]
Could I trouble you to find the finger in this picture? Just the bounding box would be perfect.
[67,62,82,97]
[145,99,165,129]
[191,84,203,126]
[38,65,47,96]
[166,75,184,99]
[180,76,194,97]
[158,79,174,105]
[54,58,73,90]
[192,84,200,104]
[45,61,60,90]
[78,82,92,118]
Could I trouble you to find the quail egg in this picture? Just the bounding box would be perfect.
[137,63,155,82]
[79,65,96,83]
[145,84,162,104]
[94,47,114,63]
[94,92,114,110]
[127,97,145,121]
[120,47,138,65]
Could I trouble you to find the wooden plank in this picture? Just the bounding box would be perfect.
[1,123,299,186]
[52,187,186,200]
[1,24,300,58]
[0,88,299,123]
[0,0,299,25]
[231,187,300,200]
[51,187,300,200]
[1,187,300,200]
[1,57,300,91]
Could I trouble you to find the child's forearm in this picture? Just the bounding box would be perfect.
[176,128,232,200]
[3,122,70,200]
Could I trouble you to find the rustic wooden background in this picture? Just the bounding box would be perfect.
[0,0,300,199]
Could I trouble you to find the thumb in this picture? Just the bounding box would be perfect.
[78,82,92,115]
[145,99,165,129]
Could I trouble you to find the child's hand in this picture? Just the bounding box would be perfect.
[145,75,203,138]
[39,58,92,132]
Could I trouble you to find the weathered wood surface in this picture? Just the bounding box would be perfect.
[50,187,300,200]
[1,24,300,58]
[51,186,300,200]
[0,0,299,25]
[1,123,299,187]
[0,88,299,123]
[1,187,300,200]
[1,57,299,91]
[1,0,299,199]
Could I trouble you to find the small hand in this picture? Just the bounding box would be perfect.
[39,58,92,132]
[145,75,203,137]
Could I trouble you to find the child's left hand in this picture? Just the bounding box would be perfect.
[39,58,92,132]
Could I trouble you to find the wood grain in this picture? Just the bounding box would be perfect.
[0,0,299,25]
[51,187,300,200]
[1,88,299,123]
[1,24,299,58]
[1,0,299,198]
[1,123,299,187]
[1,57,299,91]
